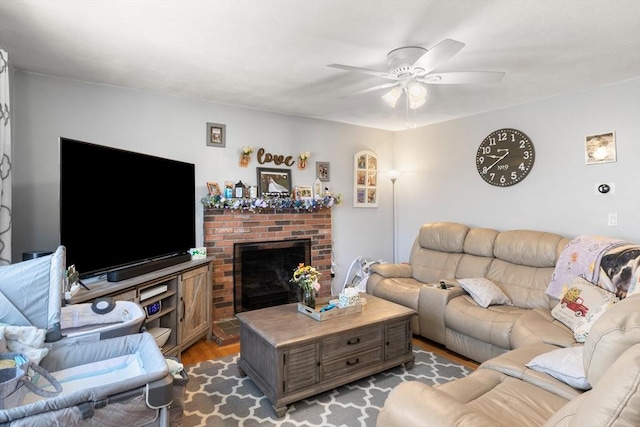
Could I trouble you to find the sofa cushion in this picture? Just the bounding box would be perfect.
[550,277,618,335]
[510,308,577,349]
[410,249,463,284]
[445,295,524,349]
[493,230,566,268]
[409,222,469,284]
[417,222,469,253]
[526,346,590,390]
[462,228,499,257]
[487,259,554,310]
[481,343,583,400]
[457,278,512,308]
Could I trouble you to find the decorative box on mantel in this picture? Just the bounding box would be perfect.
[203,207,333,322]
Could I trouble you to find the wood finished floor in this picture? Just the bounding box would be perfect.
[181,335,479,371]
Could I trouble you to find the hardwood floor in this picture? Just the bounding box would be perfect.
[180,335,479,371]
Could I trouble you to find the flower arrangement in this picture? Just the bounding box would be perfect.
[291,263,321,292]
[200,193,342,212]
[298,151,310,169]
[239,146,254,167]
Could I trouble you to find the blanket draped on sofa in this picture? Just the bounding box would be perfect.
[547,235,640,299]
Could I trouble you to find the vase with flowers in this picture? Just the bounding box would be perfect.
[240,146,254,167]
[290,263,320,308]
[298,151,310,170]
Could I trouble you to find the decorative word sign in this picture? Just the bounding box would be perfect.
[257,148,295,166]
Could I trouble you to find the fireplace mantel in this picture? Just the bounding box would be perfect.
[203,208,332,322]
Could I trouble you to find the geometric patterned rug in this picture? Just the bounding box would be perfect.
[182,348,472,426]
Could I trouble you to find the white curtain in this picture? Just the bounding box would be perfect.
[0,49,12,265]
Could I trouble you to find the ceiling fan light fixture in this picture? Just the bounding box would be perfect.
[382,86,403,108]
[409,96,426,109]
[407,82,427,109]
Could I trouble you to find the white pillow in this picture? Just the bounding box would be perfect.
[526,346,591,390]
[456,278,512,308]
[551,276,619,334]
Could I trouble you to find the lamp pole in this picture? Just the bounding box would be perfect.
[390,170,399,263]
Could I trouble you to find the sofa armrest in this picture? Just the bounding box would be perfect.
[367,263,414,295]
[370,263,412,278]
[418,284,466,344]
[377,381,498,427]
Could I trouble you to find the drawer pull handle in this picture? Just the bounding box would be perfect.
[347,338,360,345]
[346,358,360,366]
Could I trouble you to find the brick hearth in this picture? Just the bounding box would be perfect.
[203,207,333,328]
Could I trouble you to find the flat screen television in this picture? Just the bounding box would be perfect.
[60,138,196,281]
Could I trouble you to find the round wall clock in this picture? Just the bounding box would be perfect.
[476,128,535,187]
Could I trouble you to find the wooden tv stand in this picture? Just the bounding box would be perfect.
[68,257,213,358]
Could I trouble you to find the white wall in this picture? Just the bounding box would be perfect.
[11,72,394,293]
[11,72,640,293]
[393,78,640,262]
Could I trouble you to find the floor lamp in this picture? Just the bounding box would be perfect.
[389,170,399,263]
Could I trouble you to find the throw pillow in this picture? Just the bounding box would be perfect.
[572,300,617,343]
[526,346,591,390]
[456,278,512,308]
[551,276,619,334]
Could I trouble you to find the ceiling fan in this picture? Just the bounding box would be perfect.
[328,39,505,109]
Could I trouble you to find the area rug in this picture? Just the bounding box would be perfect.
[182,348,471,427]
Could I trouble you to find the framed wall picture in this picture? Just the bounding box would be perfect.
[316,161,330,182]
[256,167,292,197]
[206,122,226,148]
[585,131,616,164]
[206,182,221,196]
[353,150,378,208]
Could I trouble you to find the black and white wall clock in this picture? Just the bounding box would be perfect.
[476,128,535,187]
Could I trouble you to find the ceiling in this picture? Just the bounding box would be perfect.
[0,1,639,131]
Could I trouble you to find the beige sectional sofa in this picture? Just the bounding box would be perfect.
[377,293,639,426]
[368,222,574,362]
[368,222,640,426]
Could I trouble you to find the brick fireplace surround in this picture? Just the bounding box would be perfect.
[203,207,333,342]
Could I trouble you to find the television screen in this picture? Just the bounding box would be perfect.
[60,138,196,279]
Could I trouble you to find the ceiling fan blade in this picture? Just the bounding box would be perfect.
[419,71,505,84]
[351,81,399,95]
[327,64,396,80]
[339,82,400,99]
[412,39,465,74]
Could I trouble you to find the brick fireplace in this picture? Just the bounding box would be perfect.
[203,207,333,326]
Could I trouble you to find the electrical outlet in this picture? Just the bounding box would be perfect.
[608,213,618,227]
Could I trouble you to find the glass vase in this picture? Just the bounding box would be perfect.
[302,288,316,309]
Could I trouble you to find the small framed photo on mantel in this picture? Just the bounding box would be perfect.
[206,122,226,148]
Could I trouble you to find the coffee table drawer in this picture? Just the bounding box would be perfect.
[321,326,382,360]
[322,346,383,380]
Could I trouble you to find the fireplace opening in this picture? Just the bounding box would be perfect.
[233,239,311,313]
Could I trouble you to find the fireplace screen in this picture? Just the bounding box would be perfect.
[233,239,311,313]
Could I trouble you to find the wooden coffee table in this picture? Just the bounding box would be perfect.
[236,294,415,416]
